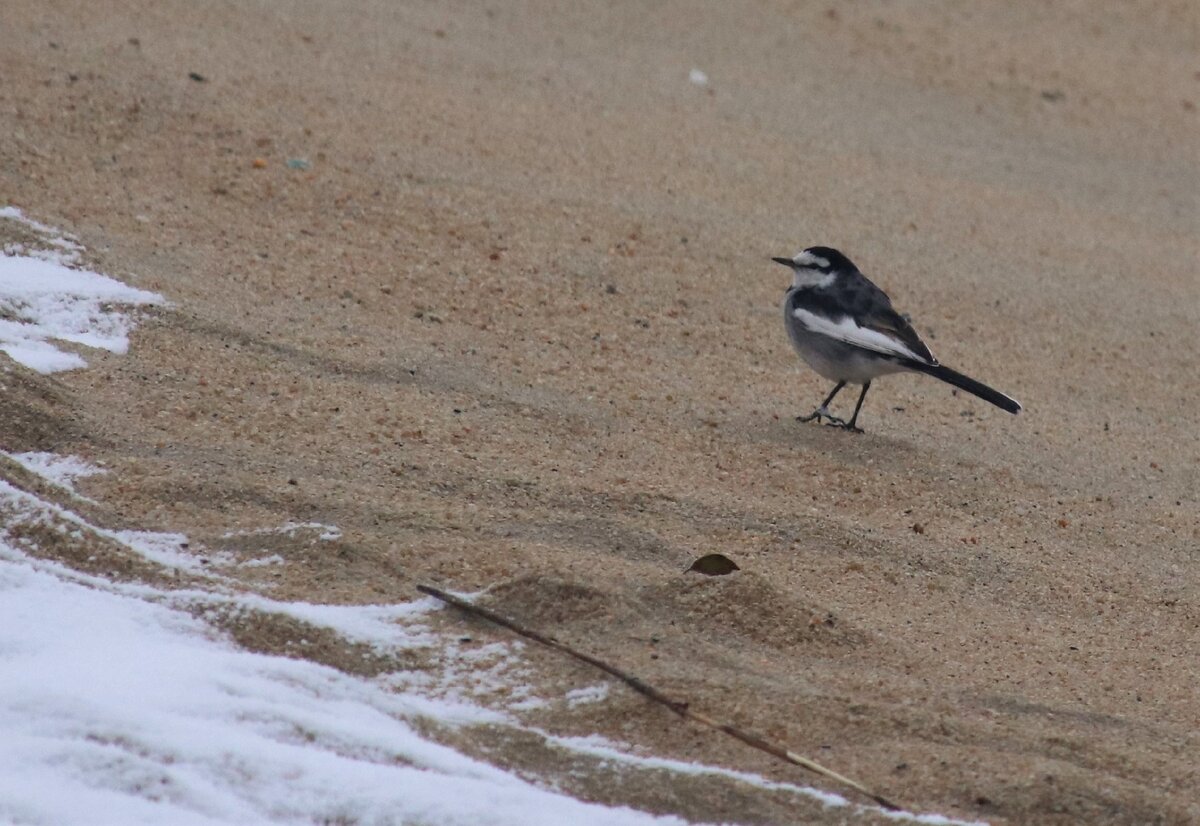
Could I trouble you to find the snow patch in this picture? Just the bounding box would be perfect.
[538,732,988,826]
[238,553,285,568]
[0,205,85,267]
[566,683,611,707]
[115,528,229,573]
[223,521,343,542]
[0,206,163,373]
[0,475,227,576]
[2,451,105,497]
[0,544,686,826]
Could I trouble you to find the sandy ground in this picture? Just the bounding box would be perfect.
[2,1,1198,823]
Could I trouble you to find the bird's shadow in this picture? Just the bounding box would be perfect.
[746,410,946,473]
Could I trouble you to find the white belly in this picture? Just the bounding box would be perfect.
[784,311,907,384]
[795,342,906,384]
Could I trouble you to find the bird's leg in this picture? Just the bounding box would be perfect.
[830,381,870,433]
[797,381,847,425]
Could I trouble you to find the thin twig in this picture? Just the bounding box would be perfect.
[417,583,900,811]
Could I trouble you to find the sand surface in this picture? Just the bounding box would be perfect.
[2,1,1198,823]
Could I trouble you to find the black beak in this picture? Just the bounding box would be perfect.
[771,257,795,267]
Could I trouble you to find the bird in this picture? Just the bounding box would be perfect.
[773,246,1021,432]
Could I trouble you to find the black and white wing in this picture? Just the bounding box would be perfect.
[790,276,936,366]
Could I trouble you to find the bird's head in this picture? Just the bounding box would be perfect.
[771,246,856,289]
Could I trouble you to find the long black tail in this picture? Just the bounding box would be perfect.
[906,362,1022,414]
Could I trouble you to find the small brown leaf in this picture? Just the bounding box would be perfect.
[687,553,740,576]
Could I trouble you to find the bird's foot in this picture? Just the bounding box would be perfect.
[826,420,864,434]
[797,407,848,427]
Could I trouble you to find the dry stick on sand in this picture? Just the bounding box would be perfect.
[417,584,900,812]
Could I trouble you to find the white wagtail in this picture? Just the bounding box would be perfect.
[773,246,1021,432]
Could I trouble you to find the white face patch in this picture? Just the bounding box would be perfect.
[793,250,830,269]
[791,307,930,363]
[792,269,835,290]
